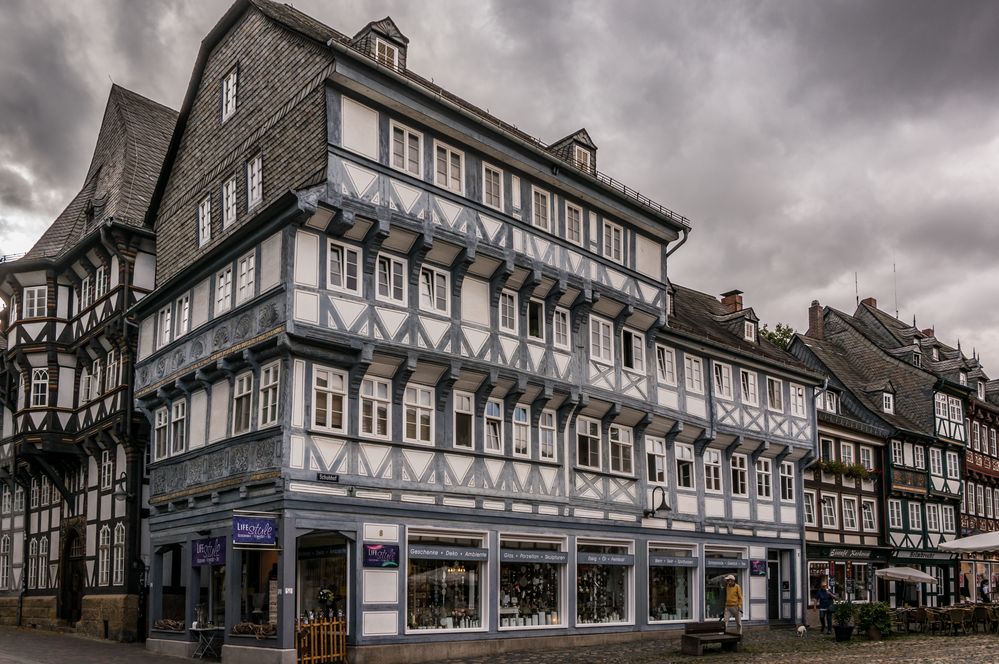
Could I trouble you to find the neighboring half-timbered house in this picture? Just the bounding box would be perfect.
[0,86,176,639]
[132,2,819,662]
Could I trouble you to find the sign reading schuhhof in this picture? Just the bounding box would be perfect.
[363,543,400,568]
[232,516,277,546]
[192,537,226,566]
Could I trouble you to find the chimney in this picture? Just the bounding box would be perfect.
[921,327,935,338]
[861,297,877,309]
[807,300,824,340]
[720,290,743,313]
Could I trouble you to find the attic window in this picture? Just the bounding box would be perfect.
[882,392,895,414]
[743,321,756,342]
[960,372,968,386]
[375,38,398,68]
[932,347,939,361]
[221,67,237,122]
[979,382,986,401]
[913,352,921,368]
[573,145,592,172]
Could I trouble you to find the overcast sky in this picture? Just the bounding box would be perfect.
[2,0,998,366]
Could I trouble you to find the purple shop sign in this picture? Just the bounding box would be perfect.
[192,537,226,566]
[363,543,400,568]
[232,516,278,546]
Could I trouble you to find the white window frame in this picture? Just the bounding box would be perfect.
[756,457,772,499]
[198,195,212,247]
[101,449,114,489]
[908,502,922,530]
[675,443,695,489]
[883,392,895,414]
[360,377,391,440]
[527,299,545,342]
[512,405,530,458]
[484,399,504,454]
[861,499,877,531]
[499,290,518,334]
[565,202,583,246]
[684,355,704,394]
[531,186,550,231]
[949,396,962,423]
[112,524,125,586]
[935,393,949,418]
[929,448,943,476]
[95,265,107,299]
[376,253,407,305]
[589,315,613,364]
[780,461,795,502]
[0,535,9,591]
[236,251,255,304]
[713,362,733,399]
[98,527,110,587]
[327,240,361,295]
[730,453,748,496]
[232,372,253,435]
[223,176,238,228]
[946,451,960,478]
[891,440,903,464]
[312,366,347,433]
[704,449,722,493]
[482,162,503,210]
[375,37,398,68]
[609,424,633,475]
[860,446,874,471]
[403,385,434,446]
[553,307,570,350]
[622,329,645,373]
[259,362,280,428]
[602,220,624,263]
[30,368,48,408]
[656,345,677,385]
[914,445,925,470]
[221,67,237,122]
[171,400,187,456]
[803,491,816,526]
[80,276,92,310]
[539,410,557,461]
[175,295,190,337]
[820,495,838,529]
[647,437,667,484]
[390,120,423,178]
[23,286,46,318]
[573,144,591,171]
[158,306,172,348]
[419,265,449,315]
[839,442,855,466]
[842,497,859,531]
[740,369,758,406]
[942,505,955,533]
[453,391,474,450]
[978,484,986,517]
[576,417,601,470]
[215,266,233,313]
[433,140,464,194]
[247,154,263,209]
[743,320,756,342]
[766,377,784,412]
[790,383,806,417]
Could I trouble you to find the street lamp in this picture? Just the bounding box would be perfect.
[643,485,672,518]
[113,471,133,502]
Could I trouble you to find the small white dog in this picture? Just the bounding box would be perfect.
[796,624,807,637]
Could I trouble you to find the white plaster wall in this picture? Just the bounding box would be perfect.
[137,316,154,361]
[260,232,283,293]
[341,97,379,160]
[189,390,208,450]
[134,252,156,291]
[208,381,230,443]
[192,278,210,328]
[460,278,489,325]
[635,234,661,281]
[294,231,320,287]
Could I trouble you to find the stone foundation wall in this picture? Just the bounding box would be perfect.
[16,596,58,630]
[78,594,140,642]
[0,596,20,627]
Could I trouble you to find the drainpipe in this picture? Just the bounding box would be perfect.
[16,473,31,627]
[664,227,689,261]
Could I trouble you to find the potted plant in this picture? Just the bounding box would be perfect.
[832,600,855,642]
[844,463,870,481]
[856,602,891,641]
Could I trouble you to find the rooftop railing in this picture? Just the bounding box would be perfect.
[0,253,24,264]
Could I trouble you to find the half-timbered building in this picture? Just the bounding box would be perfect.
[133,2,820,662]
[0,85,176,639]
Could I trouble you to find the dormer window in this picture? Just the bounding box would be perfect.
[979,382,986,401]
[744,321,756,342]
[375,38,398,68]
[932,347,939,361]
[221,67,237,122]
[883,392,895,414]
[573,145,592,172]
[912,353,921,368]
[960,372,968,386]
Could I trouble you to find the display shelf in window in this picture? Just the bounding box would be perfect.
[407,534,486,631]
[498,540,566,629]
[648,546,696,622]
[576,542,632,625]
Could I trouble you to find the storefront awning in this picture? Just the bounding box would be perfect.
[938,531,999,554]
[875,566,938,584]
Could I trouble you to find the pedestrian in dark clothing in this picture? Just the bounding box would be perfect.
[815,583,836,634]
[980,578,991,604]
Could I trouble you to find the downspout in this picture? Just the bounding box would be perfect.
[664,227,689,261]
[801,378,829,625]
[17,473,30,627]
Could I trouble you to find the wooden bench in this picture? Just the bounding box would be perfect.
[680,621,742,656]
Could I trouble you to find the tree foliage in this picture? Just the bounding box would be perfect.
[760,322,795,349]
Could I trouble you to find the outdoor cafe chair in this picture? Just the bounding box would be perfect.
[973,606,992,633]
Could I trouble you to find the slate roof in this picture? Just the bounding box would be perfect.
[22,85,177,261]
[667,284,817,379]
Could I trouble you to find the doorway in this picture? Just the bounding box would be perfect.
[767,557,781,621]
[59,529,85,623]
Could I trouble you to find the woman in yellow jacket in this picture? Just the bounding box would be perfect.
[722,575,743,634]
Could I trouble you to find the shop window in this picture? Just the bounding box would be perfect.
[499,538,565,628]
[155,545,186,627]
[198,562,227,626]
[704,551,745,620]
[298,534,349,620]
[648,546,694,622]
[576,541,631,624]
[237,548,279,627]
[407,533,485,631]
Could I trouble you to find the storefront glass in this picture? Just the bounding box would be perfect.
[407,534,485,631]
[704,550,746,620]
[197,566,226,626]
[298,534,349,619]
[576,541,632,624]
[498,539,565,629]
[648,546,694,622]
[238,549,279,625]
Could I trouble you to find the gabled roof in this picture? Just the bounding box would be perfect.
[21,85,176,261]
[352,16,409,45]
[549,128,597,151]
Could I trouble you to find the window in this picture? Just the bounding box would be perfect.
[1,487,9,515]
[973,421,981,450]
[804,492,816,526]
[740,370,758,405]
[453,391,474,449]
[420,266,449,314]
[842,497,858,530]
[95,265,108,299]
[979,382,987,401]
[484,399,503,453]
[603,221,623,263]
[527,300,545,341]
[780,461,795,501]
[499,291,517,334]
[259,362,280,427]
[0,536,9,591]
[29,479,38,509]
[404,385,434,445]
[647,437,667,484]
[942,505,955,533]
[532,187,549,230]
[24,285,46,318]
[609,425,633,474]
[565,203,583,246]
[360,377,391,439]
[327,241,360,294]
[882,392,894,414]
[576,418,600,469]
[81,367,93,404]
[860,446,874,471]
[158,305,173,348]
[790,384,806,417]
[935,393,949,418]
[967,481,976,514]
[312,367,346,432]
[891,440,903,464]
[39,539,51,589]
[684,356,704,394]
[913,352,921,367]
[839,442,854,466]
[818,390,838,413]
[175,295,190,337]
[171,401,186,456]
[573,145,591,171]
[232,372,253,435]
[743,321,755,342]
[216,267,233,313]
[198,196,212,246]
[861,500,877,531]
[713,363,733,399]
[101,449,114,489]
[98,526,110,586]
[221,67,237,121]
[766,377,783,411]
[376,254,406,304]
[756,458,772,499]
[434,142,463,194]
[946,451,960,478]
[622,329,644,372]
[731,454,748,496]
[992,428,997,456]
[960,371,968,386]
[223,177,237,228]
[247,154,263,208]
[80,275,92,310]
[553,308,570,350]
[539,411,556,460]
[590,316,613,364]
[949,397,962,422]
[978,485,986,516]
[704,449,722,492]
[820,495,837,528]
[914,445,925,470]
[112,524,125,586]
[656,345,677,385]
[676,444,694,489]
[40,477,50,506]
[988,488,995,519]
[930,448,943,476]
[908,503,922,530]
[391,122,422,177]
[236,251,255,303]
[13,486,23,513]
[375,38,398,67]
[512,405,530,457]
[26,539,37,589]
[30,369,48,407]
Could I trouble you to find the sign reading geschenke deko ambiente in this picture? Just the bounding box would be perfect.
[232,514,278,547]
[408,544,488,561]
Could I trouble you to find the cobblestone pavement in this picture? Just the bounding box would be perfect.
[0,627,179,664]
